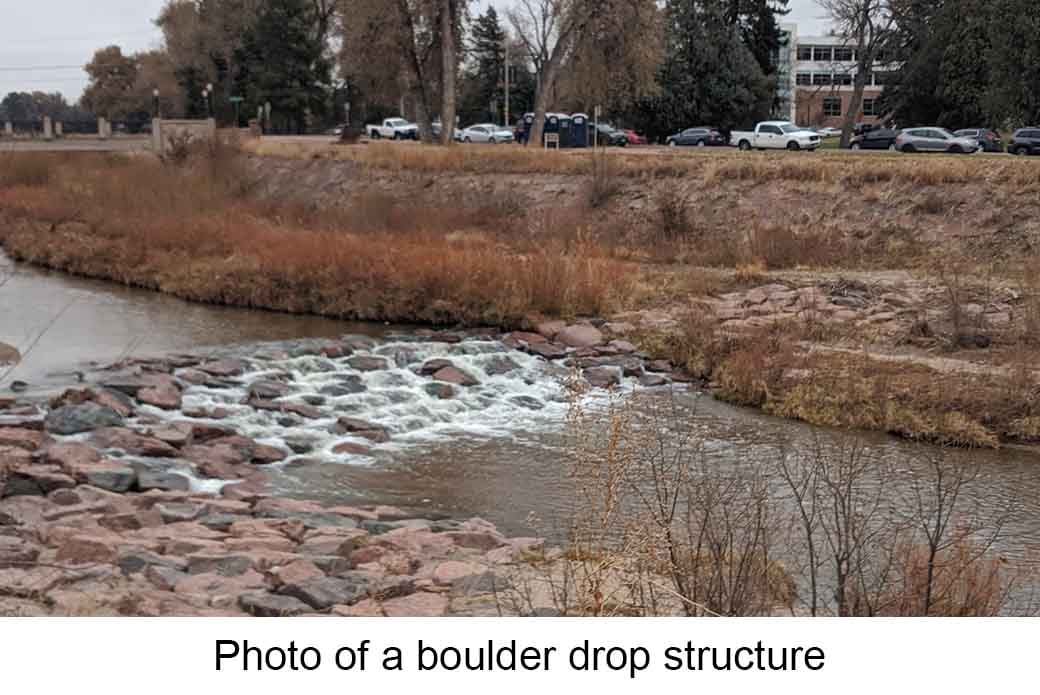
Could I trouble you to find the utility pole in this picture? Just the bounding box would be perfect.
[504,39,511,128]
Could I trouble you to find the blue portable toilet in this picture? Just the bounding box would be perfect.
[570,113,589,148]
[520,113,535,145]
[543,113,561,146]
[557,114,574,148]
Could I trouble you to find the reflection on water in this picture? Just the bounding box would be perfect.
[0,251,382,393]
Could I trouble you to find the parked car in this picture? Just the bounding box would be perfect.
[431,121,463,142]
[953,128,1004,153]
[461,123,515,144]
[848,128,900,151]
[730,121,822,151]
[666,126,726,147]
[591,124,628,147]
[853,122,878,136]
[1007,127,1040,155]
[366,118,418,140]
[623,129,648,146]
[817,126,843,138]
[894,128,979,154]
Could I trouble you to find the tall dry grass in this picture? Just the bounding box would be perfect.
[246,139,1040,188]
[0,148,632,326]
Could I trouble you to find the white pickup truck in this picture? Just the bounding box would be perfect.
[730,121,822,151]
[366,118,418,140]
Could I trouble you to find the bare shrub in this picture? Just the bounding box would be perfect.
[0,153,57,187]
[585,154,623,209]
[651,181,695,243]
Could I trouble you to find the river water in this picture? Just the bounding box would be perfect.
[3,252,1040,579]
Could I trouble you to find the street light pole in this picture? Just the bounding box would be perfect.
[152,88,160,119]
[205,83,214,120]
[504,39,510,129]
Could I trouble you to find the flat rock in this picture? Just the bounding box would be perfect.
[89,428,178,457]
[44,403,124,435]
[418,359,454,376]
[583,366,621,389]
[0,428,46,451]
[431,367,479,387]
[280,574,371,610]
[239,592,314,617]
[347,356,389,372]
[333,417,390,443]
[136,470,191,492]
[527,342,568,360]
[557,325,604,348]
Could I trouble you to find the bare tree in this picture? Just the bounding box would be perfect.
[507,0,596,147]
[818,0,896,147]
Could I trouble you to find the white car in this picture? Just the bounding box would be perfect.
[730,121,822,151]
[461,124,515,144]
[817,127,843,138]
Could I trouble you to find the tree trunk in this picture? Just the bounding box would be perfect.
[526,44,568,147]
[439,0,457,146]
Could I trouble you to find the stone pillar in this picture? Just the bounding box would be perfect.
[151,118,163,153]
[43,116,54,140]
[54,121,64,138]
[3,121,12,137]
[98,117,108,140]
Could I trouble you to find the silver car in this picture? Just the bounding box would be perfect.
[894,128,979,154]
[461,124,515,144]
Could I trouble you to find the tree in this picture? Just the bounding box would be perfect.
[819,0,896,148]
[507,0,601,147]
[235,0,331,133]
[725,0,790,81]
[557,0,664,119]
[81,46,139,120]
[656,1,773,136]
[985,0,1040,127]
[459,7,507,125]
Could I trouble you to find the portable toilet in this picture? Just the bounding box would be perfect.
[570,113,589,148]
[557,114,574,148]
[521,113,535,145]
[543,113,561,146]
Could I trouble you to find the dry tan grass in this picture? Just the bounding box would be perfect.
[0,149,632,326]
[244,139,1040,187]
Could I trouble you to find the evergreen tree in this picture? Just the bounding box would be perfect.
[985,0,1040,127]
[235,0,331,133]
[459,7,506,124]
[656,0,773,136]
[726,0,791,79]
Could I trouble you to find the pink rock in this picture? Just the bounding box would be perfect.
[506,331,548,345]
[431,366,479,387]
[138,383,182,411]
[174,569,266,597]
[536,321,567,340]
[55,535,121,565]
[268,559,325,588]
[433,560,485,586]
[89,427,178,457]
[557,324,604,348]
[380,592,449,617]
[0,427,46,451]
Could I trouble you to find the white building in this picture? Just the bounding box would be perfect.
[776,23,897,127]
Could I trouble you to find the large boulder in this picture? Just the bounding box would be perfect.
[333,417,390,444]
[557,325,604,348]
[89,427,178,457]
[44,403,124,435]
[347,356,389,372]
[280,575,372,610]
[431,366,479,387]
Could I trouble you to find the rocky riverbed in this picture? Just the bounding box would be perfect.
[0,323,685,616]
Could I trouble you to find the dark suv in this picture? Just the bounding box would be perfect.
[1008,128,1040,155]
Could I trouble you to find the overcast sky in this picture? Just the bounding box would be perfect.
[0,0,830,100]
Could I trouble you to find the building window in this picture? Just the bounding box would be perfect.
[797,46,813,61]
[813,73,832,86]
[873,71,888,86]
[823,97,843,117]
[863,98,878,116]
[834,47,853,62]
[796,72,812,86]
[835,72,853,86]
[814,46,833,62]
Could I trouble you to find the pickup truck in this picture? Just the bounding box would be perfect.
[730,121,822,151]
[366,118,418,140]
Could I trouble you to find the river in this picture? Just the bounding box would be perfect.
[3,251,1040,590]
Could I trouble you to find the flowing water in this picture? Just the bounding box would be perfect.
[3,251,1040,570]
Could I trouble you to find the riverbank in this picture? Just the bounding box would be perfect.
[1,145,1038,448]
